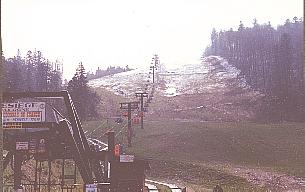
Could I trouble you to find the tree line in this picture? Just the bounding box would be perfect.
[3,50,62,92]
[204,17,304,121]
[87,65,132,80]
[2,50,100,121]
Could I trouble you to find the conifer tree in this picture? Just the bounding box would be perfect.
[204,18,304,121]
[3,49,62,92]
[67,62,100,121]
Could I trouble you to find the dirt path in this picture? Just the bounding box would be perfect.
[225,165,305,191]
[149,159,305,191]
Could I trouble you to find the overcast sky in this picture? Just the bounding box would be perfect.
[2,0,303,80]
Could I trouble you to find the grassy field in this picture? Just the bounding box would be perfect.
[82,118,305,191]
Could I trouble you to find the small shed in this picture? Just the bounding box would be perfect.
[110,159,150,192]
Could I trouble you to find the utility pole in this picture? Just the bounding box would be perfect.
[150,54,159,85]
[119,102,139,147]
[149,65,155,84]
[135,92,148,129]
[0,16,3,192]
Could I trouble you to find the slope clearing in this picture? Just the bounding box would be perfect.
[89,56,263,121]
[83,119,305,191]
[86,56,304,191]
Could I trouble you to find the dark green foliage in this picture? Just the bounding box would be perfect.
[205,17,304,122]
[3,49,63,92]
[67,63,101,121]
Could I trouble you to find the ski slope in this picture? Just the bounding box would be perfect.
[88,56,262,121]
[89,56,249,98]
[89,68,149,97]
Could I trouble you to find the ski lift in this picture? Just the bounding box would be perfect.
[139,111,145,117]
[123,111,129,117]
[133,117,140,124]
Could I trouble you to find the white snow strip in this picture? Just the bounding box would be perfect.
[88,68,150,97]
[88,56,250,98]
[164,84,179,97]
[146,179,182,192]
[145,183,158,190]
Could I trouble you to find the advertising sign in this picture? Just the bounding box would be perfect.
[2,102,46,124]
[16,142,29,150]
[3,122,22,129]
[17,137,47,154]
[119,155,134,162]
[85,184,97,192]
[29,138,37,154]
[37,138,46,153]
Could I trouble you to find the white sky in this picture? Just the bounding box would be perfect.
[2,0,303,80]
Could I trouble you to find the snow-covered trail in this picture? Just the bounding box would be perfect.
[145,183,158,191]
[146,179,182,192]
[160,55,247,97]
[88,56,248,98]
[89,68,149,97]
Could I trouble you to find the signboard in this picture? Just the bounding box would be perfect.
[16,138,47,154]
[85,184,97,192]
[119,155,134,162]
[2,102,46,124]
[37,138,46,153]
[29,138,37,154]
[16,142,29,150]
[3,122,23,129]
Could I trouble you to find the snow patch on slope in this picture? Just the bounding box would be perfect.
[88,56,249,98]
[160,56,248,97]
[88,68,148,97]
[164,84,179,97]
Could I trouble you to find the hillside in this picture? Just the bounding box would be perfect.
[85,56,305,191]
[89,56,263,121]
[83,118,305,191]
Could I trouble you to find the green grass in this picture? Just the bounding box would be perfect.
[134,119,305,174]
[82,118,305,190]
